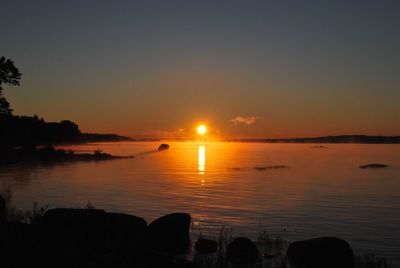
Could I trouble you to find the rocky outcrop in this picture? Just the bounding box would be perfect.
[0,201,361,268]
[287,236,354,268]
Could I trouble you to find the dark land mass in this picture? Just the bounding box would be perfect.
[0,146,133,164]
[0,115,132,147]
[228,135,400,144]
[0,115,132,164]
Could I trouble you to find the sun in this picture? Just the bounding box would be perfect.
[197,125,207,135]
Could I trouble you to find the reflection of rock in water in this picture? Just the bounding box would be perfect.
[359,163,388,169]
[254,165,289,171]
[157,144,170,151]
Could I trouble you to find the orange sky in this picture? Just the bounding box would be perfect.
[2,2,400,139]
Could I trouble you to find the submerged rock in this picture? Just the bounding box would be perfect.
[157,144,170,151]
[226,237,259,265]
[148,212,191,254]
[359,163,388,169]
[254,165,288,171]
[287,236,354,268]
[227,167,241,171]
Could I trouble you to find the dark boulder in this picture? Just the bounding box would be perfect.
[42,208,109,256]
[226,237,259,265]
[0,194,6,223]
[286,237,354,268]
[41,208,148,267]
[195,237,218,255]
[42,208,107,236]
[148,212,191,254]
[158,144,170,151]
[103,212,147,254]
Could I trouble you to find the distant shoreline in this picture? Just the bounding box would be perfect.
[130,135,400,144]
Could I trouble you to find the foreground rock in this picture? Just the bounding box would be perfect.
[41,208,147,267]
[359,163,388,169]
[287,237,354,268]
[0,194,6,223]
[226,237,259,266]
[148,212,191,254]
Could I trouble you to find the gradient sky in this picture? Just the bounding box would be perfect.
[1,1,399,138]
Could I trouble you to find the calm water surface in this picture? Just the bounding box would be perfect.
[1,142,399,261]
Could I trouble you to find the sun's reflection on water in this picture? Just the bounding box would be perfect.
[198,145,206,175]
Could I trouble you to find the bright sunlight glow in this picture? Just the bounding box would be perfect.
[197,125,207,135]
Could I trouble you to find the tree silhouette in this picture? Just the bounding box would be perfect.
[0,57,22,115]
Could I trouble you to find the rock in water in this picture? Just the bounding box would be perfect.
[226,237,259,265]
[287,237,354,268]
[157,144,170,151]
[195,237,218,254]
[148,212,191,254]
[359,163,388,169]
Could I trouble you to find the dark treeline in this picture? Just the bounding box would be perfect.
[0,114,131,148]
[0,57,133,164]
[228,135,400,144]
[0,115,133,164]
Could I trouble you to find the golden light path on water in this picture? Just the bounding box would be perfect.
[198,145,205,176]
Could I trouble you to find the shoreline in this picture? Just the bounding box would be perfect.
[0,198,395,268]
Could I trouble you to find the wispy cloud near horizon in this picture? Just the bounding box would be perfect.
[231,116,259,126]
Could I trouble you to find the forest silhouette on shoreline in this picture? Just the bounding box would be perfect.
[0,57,131,164]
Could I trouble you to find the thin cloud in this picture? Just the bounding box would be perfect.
[140,129,187,138]
[231,116,259,125]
